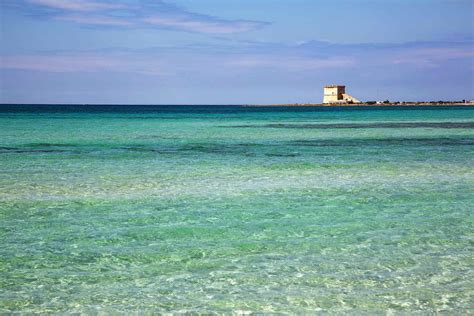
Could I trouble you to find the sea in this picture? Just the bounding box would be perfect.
[1,104,473,313]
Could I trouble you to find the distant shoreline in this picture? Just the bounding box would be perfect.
[245,102,474,107]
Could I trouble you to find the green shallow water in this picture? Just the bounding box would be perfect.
[1,105,473,313]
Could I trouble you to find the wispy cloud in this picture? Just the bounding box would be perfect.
[26,0,125,11]
[1,40,472,78]
[392,48,474,68]
[56,14,134,26]
[228,56,355,70]
[1,53,167,75]
[8,0,269,34]
[0,48,354,76]
[295,39,474,69]
[142,15,265,34]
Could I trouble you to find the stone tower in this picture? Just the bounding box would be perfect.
[323,85,346,104]
[323,85,361,104]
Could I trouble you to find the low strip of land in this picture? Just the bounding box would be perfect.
[245,102,473,107]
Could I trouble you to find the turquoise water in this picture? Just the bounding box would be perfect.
[1,105,473,313]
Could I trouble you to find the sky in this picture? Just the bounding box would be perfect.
[0,0,473,104]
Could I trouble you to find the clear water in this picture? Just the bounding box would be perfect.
[1,105,473,313]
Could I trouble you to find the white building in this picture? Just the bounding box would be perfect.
[323,85,361,104]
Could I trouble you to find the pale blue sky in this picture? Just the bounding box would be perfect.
[1,0,473,104]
